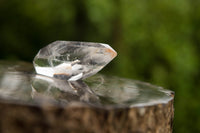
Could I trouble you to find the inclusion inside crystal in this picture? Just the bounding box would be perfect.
[33,41,117,81]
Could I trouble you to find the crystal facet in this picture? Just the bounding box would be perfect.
[33,41,117,81]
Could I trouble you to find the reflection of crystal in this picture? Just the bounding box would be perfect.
[33,41,117,81]
[31,75,99,105]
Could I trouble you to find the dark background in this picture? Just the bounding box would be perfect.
[1,0,200,132]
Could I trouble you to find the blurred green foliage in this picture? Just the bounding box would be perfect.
[0,0,200,132]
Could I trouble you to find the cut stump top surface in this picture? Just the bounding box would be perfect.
[0,60,174,109]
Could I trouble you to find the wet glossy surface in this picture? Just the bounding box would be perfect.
[0,61,173,108]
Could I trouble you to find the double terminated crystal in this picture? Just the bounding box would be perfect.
[33,41,117,81]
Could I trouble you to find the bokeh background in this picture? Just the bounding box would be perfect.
[0,0,200,132]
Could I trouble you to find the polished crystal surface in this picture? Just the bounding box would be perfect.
[33,41,117,81]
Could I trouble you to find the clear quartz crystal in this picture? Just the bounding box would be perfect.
[33,41,117,81]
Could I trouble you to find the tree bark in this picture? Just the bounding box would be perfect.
[0,96,174,133]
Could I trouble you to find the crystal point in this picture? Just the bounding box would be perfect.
[33,41,117,81]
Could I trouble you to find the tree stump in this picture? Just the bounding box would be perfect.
[0,61,174,133]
